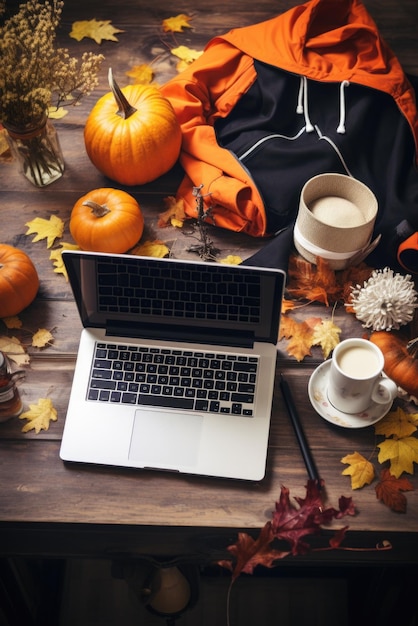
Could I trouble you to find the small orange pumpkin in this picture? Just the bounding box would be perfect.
[370,331,418,397]
[84,69,182,186]
[70,188,144,253]
[0,244,39,318]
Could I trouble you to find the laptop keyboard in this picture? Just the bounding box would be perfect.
[87,342,258,417]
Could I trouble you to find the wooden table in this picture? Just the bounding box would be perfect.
[1,0,418,576]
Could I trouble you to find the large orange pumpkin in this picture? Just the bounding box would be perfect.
[84,69,182,186]
[370,331,418,397]
[0,244,39,318]
[70,188,144,253]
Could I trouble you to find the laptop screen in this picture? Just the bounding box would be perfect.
[63,251,285,346]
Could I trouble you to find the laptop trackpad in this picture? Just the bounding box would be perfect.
[129,410,203,469]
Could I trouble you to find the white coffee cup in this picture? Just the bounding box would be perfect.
[327,338,398,414]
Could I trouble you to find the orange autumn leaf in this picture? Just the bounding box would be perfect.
[375,468,414,513]
[162,14,193,33]
[341,451,375,489]
[282,299,297,313]
[287,256,340,306]
[279,315,314,361]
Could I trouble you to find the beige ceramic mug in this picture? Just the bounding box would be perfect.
[327,338,397,414]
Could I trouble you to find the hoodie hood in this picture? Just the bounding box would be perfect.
[215,0,418,155]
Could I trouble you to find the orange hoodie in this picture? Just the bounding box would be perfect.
[161,0,418,239]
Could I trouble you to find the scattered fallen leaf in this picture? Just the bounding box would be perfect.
[0,129,12,161]
[126,64,154,84]
[48,105,68,119]
[32,328,54,348]
[171,45,203,71]
[341,451,375,489]
[374,407,418,439]
[70,19,124,44]
[19,398,57,433]
[375,468,414,513]
[131,240,170,258]
[220,255,242,265]
[377,437,418,478]
[0,335,29,366]
[311,319,341,359]
[2,316,22,329]
[25,215,65,249]
[279,315,314,361]
[162,14,193,33]
[159,196,187,228]
[50,242,80,280]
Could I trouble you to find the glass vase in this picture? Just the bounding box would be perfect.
[4,116,64,187]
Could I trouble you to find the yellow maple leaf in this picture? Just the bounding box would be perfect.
[50,242,80,280]
[131,240,170,258]
[220,255,243,265]
[377,437,418,478]
[19,398,57,434]
[311,319,341,359]
[2,316,22,329]
[341,451,375,489]
[171,45,203,71]
[32,328,54,349]
[126,64,154,84]
[159,196,187,228]
[0,335,29,366]
[70,19,124,44]
[162,14,193,33]
[25,215,65,249]
[374,407,418,439]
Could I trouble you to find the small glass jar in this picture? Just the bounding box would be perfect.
[0,352,23,422]
[4,116,64,187]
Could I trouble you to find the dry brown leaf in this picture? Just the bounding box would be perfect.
[375,468,414,513]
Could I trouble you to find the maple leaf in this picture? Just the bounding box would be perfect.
[19,398,57,434]
[70,19,124,44]
[32,328,54,349]
[374,407,418,439]
[341,451,375,489]
[159,196,187,228]
[282,299,297,313]
[2,316,22,329]
[311,319,341,359]
[48,105,68,120]
[25,215,64,249]
[171,45,203,71]
[131,240,170,258]
[287,255,341,306]
[162,14,193,33]
[125,64,154,85]
[0,335,29,366]
[279,316,314,361]
[220,255,242,265]
[50,242,80,280]
[377,437,418,478]
[375,468,414,513]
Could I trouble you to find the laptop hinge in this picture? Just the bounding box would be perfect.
[105,321,254,349]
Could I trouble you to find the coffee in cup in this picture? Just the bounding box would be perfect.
[327,338,397,414]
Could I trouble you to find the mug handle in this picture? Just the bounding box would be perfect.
[371,377,398,405]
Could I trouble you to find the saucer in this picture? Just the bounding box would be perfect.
[308,360,393,429]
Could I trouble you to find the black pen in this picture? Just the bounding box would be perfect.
[279,373,321,488]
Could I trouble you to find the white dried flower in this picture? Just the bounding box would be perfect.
[349,267,418,331]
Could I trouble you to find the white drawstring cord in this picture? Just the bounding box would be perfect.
[302,76,315,133]
[296,76,304,114]
[337,80,350,134]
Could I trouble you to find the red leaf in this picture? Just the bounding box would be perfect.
[375,468,414,513]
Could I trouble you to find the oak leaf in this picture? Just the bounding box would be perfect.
[375,468,414,513]
[26,215,65,249]
[32,328,54,349]
[162,14,193,33]
[311,319,342,359]
[377,437,418,478]
[374,407,418,439]
[341,452,375,489]
[70,19,124,44]
[126,64,154,85]
[19,398,57,434]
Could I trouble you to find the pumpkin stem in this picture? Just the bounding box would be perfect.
[407,337,418,359]
[82,200,111,217]
[108,68,137,120]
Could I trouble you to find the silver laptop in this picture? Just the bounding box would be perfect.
[60,250,285,480]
